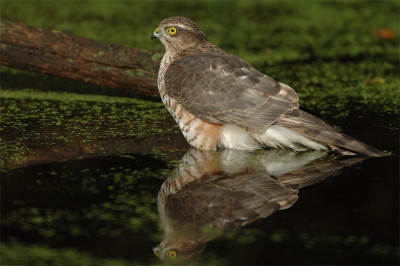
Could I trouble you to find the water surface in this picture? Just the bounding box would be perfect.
[1,91,398,265]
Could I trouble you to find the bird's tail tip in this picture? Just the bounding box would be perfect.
[329,143,389,157]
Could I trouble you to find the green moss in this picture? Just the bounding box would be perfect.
[261,59,399,121]
[91,51,105,59]
[0,89,175,169]
[151,52,164,62]
[0,88,158,104]
[0,242,138,265]
[124,69,145,77]
[134,69,144,77]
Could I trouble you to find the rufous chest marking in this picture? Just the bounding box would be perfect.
[163,94,222,150]
[158,52,222,150]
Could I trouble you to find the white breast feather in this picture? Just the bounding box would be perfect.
[220,124,327,151]
[253,125,327,151]
[220,124,260,150]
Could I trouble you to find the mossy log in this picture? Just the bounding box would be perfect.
[0,19,162,98]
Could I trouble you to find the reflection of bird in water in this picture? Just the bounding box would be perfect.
[153,149,366,261]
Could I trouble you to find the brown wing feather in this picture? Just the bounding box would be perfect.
[277,108,341,132]
[164,44,299,131]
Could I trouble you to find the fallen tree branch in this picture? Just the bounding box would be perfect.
[0,19,161,98]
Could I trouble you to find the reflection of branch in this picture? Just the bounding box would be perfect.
[0,19,160,98]
[372,123,399,131]
[2,135,189,169]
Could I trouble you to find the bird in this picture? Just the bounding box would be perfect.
[153,149,367,261]
[151,16,386,157]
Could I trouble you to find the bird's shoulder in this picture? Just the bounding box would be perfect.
[164,41,286,99]
[170,41,254,71]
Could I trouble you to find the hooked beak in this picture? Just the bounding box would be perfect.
[153,246,160,256]
[151,27,159,40]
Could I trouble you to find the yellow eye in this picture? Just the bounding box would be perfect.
[167,26,178,36]
[153,247,160,257]
[167,250,177,259]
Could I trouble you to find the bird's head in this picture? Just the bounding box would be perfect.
[153,238,207,261]
[151,16,207,53]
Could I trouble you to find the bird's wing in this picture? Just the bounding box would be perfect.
[168,172,299,228]
[275,109,386,156]
[276,107,341,132]
[164,50,299,131]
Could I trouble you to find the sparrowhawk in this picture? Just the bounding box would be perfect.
[151,16,386,157]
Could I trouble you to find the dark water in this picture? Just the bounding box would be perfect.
[1,97,398,265]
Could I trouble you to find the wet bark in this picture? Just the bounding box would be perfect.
[0,19,161,98]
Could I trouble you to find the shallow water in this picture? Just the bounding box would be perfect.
[1,94,398,265]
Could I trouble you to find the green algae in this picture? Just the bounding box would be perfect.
[263,59,399,121]
[1,242,136,265]
[0,89,177,169]
[1,154,167,240]
[0,88,161,104]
